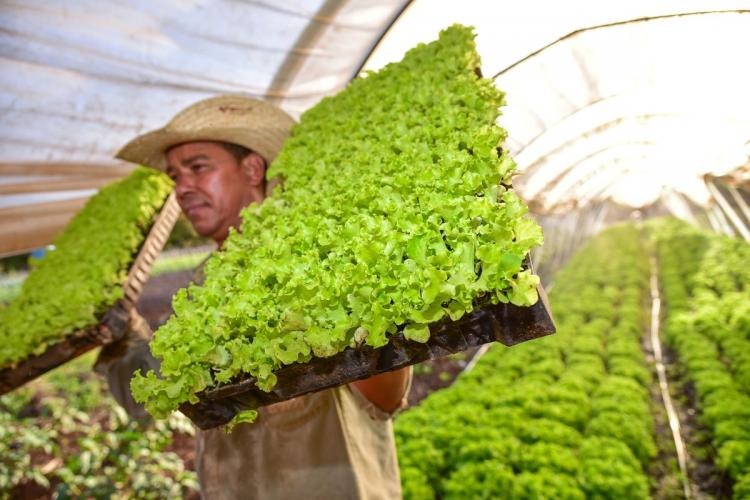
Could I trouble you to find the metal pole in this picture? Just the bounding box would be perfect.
[706,209,721,234]
[727,185,750,225]
[712,204,735,236]
[706,181,750,241]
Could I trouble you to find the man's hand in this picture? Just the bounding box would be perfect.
[96,309,151,365]
[94,310,157,424]
[351,367,411,414]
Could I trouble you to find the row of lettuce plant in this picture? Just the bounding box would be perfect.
[395,224,656,499]
[650,218,750,498]
[0,167,173,368]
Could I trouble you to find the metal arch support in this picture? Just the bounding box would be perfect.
[525,140,658,211]
[266,0,412,105]
[575,165,641,209]
[492,10,750,80]
[516,110,683,180]
[350,0,414,80]
[711,203,735,236]
[706,207,722,234]
[495,11,750,169]
[660,191,700,226]
[706,180,750,241]
[541,146,651,209]
[515,110,708,197]
[511,96,689,172]
[524,141,655,201]
[728,184,750,224]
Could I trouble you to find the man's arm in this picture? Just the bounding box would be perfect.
[94,310,158,423]
[351,367,411,414]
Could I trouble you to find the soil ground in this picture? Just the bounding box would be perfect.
[664,347,733,499]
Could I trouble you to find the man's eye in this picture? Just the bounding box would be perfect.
[192,163,209,172]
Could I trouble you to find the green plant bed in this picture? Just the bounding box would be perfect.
[395,224,655,499]
[0,352,197,497]
[0,167,173,369]
[649,218,750,498]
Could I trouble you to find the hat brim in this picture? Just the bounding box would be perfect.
[116,125,289,171]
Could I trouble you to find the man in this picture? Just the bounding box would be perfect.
[98,95,411,499]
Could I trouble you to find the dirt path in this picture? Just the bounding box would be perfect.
[649,256,692,498]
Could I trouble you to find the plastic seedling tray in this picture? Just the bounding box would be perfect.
[180,268,555,430]
[0,193,181,394]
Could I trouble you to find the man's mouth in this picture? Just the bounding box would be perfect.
[182,202,209,218]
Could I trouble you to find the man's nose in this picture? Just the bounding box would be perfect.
[174,174,196,198]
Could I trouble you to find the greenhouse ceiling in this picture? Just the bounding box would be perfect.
[1,0,749,255]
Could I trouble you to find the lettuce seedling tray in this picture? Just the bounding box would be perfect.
[180,279,555,430]
[0,193,180,394]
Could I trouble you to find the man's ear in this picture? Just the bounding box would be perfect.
[239,152,266,187]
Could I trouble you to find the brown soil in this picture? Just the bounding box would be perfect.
[669,360,733,499]
[9,481,51,500]
[407,349,477,407]
[642,342,685,499]
[135,270,194,329]
[167,431,197,471]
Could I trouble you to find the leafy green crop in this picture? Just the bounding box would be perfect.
[0,353,197,497]
[649,218,750,498]
[131,25,543,419]
[396,219,750,498]
[396,224,654,499]
[0,167,173,368]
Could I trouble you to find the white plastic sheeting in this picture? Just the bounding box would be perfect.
[2,0,750,255]
[0,0,407,164]
[0,0,408,254]
[369,1,750,213]
[499,12,750,212]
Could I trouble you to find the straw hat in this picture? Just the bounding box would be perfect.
[116,95,295,170]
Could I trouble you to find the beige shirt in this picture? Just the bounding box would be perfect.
[96,315,408,500]
[197,384,404,500]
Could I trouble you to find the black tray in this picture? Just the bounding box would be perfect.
[180,282,555,429]
[0,193,181,394]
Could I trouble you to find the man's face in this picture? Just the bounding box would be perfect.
[165,142,256,244]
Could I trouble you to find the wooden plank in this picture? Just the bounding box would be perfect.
[0,198,88,256]
[0,162,134,178]
[0,197,88,219]
[121,193,181,309]
[0,175,119,195]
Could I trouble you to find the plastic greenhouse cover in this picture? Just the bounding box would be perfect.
[0,0,408,165]
[0,0,409,254]
[1,0,750,254]
[368,1,750,213]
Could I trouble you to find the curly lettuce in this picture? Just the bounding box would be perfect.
[132,25,543,418]
[0,167,173,367]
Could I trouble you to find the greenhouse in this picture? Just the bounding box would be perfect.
[1,1,749,498]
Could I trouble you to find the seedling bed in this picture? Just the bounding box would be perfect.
[181,280,555,429]
[0,193,180,394]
